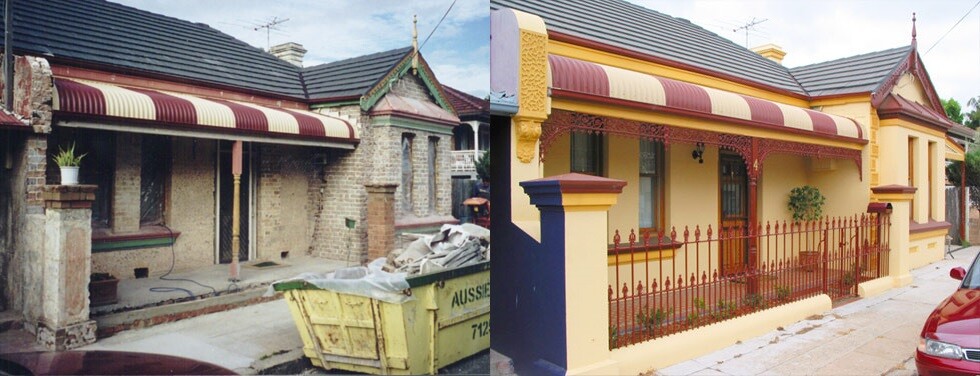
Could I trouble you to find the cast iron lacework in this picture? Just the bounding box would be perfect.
[541,109,862,180]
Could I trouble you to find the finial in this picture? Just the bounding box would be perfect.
[412,14,419,75]
[911,12,917,47]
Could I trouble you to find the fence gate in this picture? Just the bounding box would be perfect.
[946,186,962,243]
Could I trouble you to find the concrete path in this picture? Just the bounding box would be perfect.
[657,246,979,376]
[79,299,302,374]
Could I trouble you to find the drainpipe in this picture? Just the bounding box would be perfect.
[4,0,13,111]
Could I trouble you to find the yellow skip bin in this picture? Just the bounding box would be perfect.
[273,261,489,375]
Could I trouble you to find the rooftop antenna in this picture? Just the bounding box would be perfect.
[254,16,289,51]
[733,17,768,47]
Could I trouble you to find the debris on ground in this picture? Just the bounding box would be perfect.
[384,223,490,275]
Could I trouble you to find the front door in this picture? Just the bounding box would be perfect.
[218,141,251,264]
[719,153,749,275]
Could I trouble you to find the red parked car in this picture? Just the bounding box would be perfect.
[915,252,980,375]
[0,350,235,375]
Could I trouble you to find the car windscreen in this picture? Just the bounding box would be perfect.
[963,253,980,289]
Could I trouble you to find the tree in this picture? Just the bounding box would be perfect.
[946,149,980,217]
[942,97,964,124]
[965,96,980,130]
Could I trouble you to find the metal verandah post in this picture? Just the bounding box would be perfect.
[230,140,242,281]
[747,138,760,294]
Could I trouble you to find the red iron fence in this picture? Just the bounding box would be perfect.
[608,213,891,349]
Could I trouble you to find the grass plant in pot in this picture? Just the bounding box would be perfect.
[788,185,825,272]
[53,142,86,185]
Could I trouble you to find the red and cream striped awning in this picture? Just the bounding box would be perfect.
[52,78,358,149]
[548,55,865,143]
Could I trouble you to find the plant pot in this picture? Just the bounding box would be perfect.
[89,277,119,307]
[799,251,820,272]
[60,166,80,185]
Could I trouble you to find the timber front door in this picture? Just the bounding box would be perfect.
[719,153,749,275]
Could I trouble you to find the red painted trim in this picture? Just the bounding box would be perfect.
[51,64,307,108]
[523,172,627,194]
[908,220,950,234]
[280,108,327,138]
[871,184,917,194]
[548,31,809,100]
[552,89,868,145]
[806,110,838,137]
[122,86,198,125]
[606,238,682,254]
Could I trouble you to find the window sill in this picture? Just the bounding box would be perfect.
[908,220,951,234]
[607,235,681,265]
[92,225,181,253]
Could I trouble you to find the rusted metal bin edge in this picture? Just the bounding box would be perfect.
[272,261,491,292]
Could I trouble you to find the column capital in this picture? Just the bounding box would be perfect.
[521,173,626,209]
[42,185,97,209]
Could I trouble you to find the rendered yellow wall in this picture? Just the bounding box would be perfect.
[759,153,807,223]
[543,133,571,178]
[893,74,930,105]
[667,145,718,230]
[908,234,946,269]
[607,136,640,242]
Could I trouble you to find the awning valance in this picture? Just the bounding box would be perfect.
[548,55,866,143]
[52,78,358,148]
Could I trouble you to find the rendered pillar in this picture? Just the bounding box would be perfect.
[366,184,398,262]
[38,184,98,350]
[872,185,916,287]
[521,173,625,375]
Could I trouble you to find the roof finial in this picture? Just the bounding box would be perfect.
[412,14,419,75]
[911,12,917,48]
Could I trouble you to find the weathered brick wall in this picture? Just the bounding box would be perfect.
[112,133,141,233]
[256,145,284,259]
[6,134,47,319]
[256,143,318,260]
[391,74,435,102]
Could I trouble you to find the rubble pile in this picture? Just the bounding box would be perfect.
[385,223,490,275]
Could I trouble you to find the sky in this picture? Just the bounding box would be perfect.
[629,0,980,110]
[111,0,490,98]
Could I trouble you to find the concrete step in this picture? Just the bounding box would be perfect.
[0,311,23,334]
[93,286,280,338]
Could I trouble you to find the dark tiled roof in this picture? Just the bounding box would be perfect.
[2,0,307,98]
[303,47,413,101]
[443,86,489,118]
[790,46,911,97]
[491,0,805,94]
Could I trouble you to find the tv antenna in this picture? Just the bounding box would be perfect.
[254,16,290,51]
[733,17,768,47]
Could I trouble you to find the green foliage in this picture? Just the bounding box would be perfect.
[946,149,980,213]
[965,96,979,130]
[942,97,965,124]
[52,142,87,167]
[475,151,490,182]
[711,300,737,320]
[693,297,706,311]
[609,325,619,348]
[743,293,765,309]
[636,307,671,332]
[842,270,856,286]
[685,312,699,326]
[788,185,826,222]
[775,285,792,301]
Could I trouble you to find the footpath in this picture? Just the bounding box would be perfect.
[656,246,978,376]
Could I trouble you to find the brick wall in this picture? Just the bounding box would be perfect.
[112,133,141,233]
[391,74,435,102]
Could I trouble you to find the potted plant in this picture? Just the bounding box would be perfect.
[52,142,87,185]
[89,272,119,307]
[789,185,825,271]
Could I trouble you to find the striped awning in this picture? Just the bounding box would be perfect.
[548,55,865,142]
[52,78,358,148]
[0,108,27,130]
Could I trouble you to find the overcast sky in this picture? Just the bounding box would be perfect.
[111,0,490,98]
[629,0,980,109]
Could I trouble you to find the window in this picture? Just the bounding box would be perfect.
[428,137,438,213]
[140,135,169,225]
[401,133,414,212]
[47,129,114,227]
[928,141,935,220]
[639,140,665,230]
[908,137,915,220]
[570,132,603,176]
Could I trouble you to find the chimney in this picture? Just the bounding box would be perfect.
[750,43,787,65]
[269,42,307,67]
